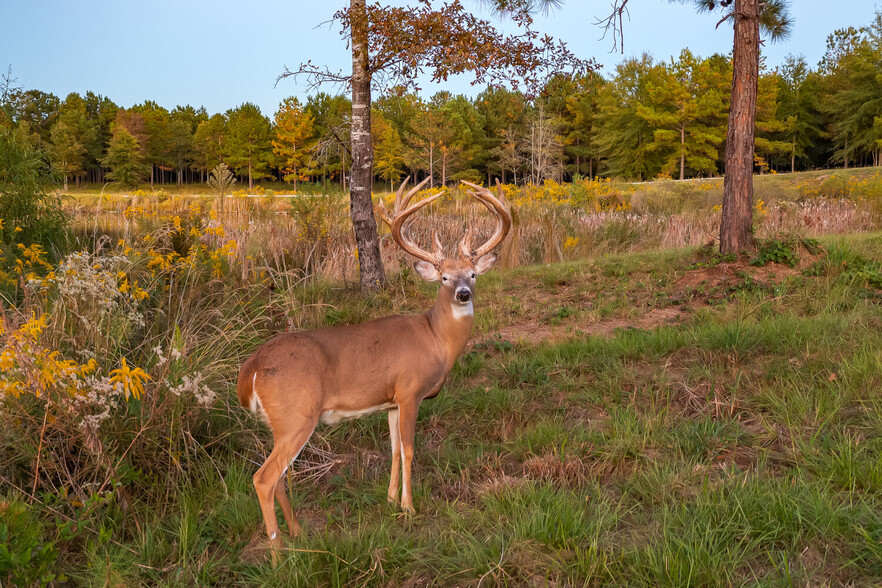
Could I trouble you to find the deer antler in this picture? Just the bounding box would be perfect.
[458,180,512,259]
[378,176,446,266]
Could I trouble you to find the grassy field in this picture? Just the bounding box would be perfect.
[2,171,882,586]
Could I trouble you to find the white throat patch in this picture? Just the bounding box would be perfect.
[451,300,474,319]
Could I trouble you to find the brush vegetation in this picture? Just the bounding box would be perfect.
[2,169,882,586]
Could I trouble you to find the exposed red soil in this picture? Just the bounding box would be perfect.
[494,307,688,346]
[482,256,819,346]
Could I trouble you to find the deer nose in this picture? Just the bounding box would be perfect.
[455,288,471,303]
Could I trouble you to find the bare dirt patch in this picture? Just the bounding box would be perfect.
[675,260,802,291]
[480,251,820,347]
[490,306,689,345]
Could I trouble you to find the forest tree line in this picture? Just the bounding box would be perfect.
[2,11,881,192]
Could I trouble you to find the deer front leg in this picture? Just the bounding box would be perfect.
[396,401,419,513]
[387,408,401,504]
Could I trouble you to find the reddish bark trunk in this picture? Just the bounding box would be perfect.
[720,0,759,254]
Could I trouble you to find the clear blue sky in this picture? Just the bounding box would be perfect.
[2,1,879,117]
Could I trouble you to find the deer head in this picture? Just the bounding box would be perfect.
[377,177,511,315]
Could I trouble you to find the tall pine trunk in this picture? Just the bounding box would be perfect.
[428,143,435,188]
[680,124,686,180]
[720,0,759,254]
[350,0,385,291]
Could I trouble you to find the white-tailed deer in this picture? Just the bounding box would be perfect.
[237,178,511,558]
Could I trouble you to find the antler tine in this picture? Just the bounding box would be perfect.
[433,232,445,258]
[457,227,473,259]
[378,175,434,227]
[386,177,447,266]
[459,180,512,258]
[376,182,399,229]
[393,175,411,211]
[398,176,432,211]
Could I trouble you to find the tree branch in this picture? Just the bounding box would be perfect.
[592,0,630,54]
[276,61,352,93]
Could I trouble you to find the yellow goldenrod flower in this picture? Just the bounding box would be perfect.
[19,314,49,339]
[109,358,150,400]
[78,358,99,377]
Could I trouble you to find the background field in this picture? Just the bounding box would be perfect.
[2,170,882,586]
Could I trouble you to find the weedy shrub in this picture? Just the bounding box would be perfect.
[751,238,801,267]
[804,244,882,290]
[207,163,236,198]
[687,243,738,269]
[751,237,822,268]
[0,211,265,516]
[0,304,221,500]
[0,499,62,587]
[0,126,70,300]
[0,126,69,256]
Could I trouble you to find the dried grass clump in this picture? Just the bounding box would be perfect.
[522,453,595,486]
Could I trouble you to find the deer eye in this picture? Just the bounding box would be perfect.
[442,276,448,282]
[470,273,476,279]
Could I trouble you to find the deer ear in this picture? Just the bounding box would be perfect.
[414,261,441,282]
[473,253,497,275]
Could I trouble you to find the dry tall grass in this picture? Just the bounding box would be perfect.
[66,173,882,284]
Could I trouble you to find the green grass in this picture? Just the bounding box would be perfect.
[4,231,882,586]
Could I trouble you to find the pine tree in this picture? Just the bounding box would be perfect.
[49,120,86,191]
[475,86,528,184]
[637,49,728,179]
[594,55,661,181]
[542,73,605,179]
[305,93,352,189]
[272,97,316,189]
[822,12,882,167]
[0,121,68,254]
[49,93,96,190]
[102,125,150,188]
[372,112,405,189]
[133,101,173,187]
[226,103,272,190]
[753,68,790,173]
[775,55,824,172]
[192,114,227,178]
[406,94,460,187]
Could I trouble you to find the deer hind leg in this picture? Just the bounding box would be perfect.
[274,475,299,537]
[387,408,401,504]
[253,422,315,560]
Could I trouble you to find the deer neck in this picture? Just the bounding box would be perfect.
[427,289,474,360]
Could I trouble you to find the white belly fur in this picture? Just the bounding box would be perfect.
[320,402,397,426]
